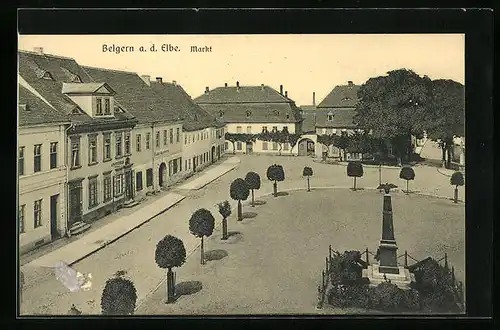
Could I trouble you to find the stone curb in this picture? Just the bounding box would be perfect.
[312,159,404,170]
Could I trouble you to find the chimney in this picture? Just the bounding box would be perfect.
[348,81,354,86]
[205,86,209,93]
[140,75,151,86]
[313,92,316,106]
[261,84,264,90]
[33,47,44,55]
[280,85,283,95]
[285,91,288,98]
[172,80,177,86]
[225,83,228,87]
[156,77,162,84]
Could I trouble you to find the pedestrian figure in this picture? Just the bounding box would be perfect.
[68,304,82,315]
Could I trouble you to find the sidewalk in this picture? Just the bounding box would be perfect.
[26,193,186,269]
[177,157,240,190]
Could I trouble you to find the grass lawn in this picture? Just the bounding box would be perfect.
[137,188,465,315]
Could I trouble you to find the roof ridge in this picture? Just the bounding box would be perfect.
[18,49,75,61]
[82,65,138,75]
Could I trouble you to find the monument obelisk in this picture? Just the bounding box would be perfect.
[377,184,400,274]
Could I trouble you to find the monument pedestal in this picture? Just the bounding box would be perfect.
[362,264,415,290]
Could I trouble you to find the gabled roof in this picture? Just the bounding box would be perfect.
[194,85,291,104]
[317,83,361,108]
[82,66,182,125]
[150,81,223,131]
[62,82,116,95]
[18,84,70,126]
[18,50,135,124]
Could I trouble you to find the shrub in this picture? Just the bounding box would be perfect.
[230,178,250,220]
[347,162,364,190]
[189,208,215,265]
[370,282,406,312]
[244,172,261,207]
[101,277,137,315]
[267,164,285,197]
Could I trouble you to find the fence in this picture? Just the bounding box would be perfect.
[316,245,465,310]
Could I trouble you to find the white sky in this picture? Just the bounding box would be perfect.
[18,34,464,105]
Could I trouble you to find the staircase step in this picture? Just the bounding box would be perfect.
[70,223,91,236]
[69,221,87,231]
[122,200,140,208]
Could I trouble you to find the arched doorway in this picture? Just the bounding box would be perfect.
[211,146,216,163]
[159,162,167,187]
[298,138,315,156]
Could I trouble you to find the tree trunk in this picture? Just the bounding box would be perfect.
[166,268,174,303]
[446,146,452,169]
[441,143,447,168]
[407,132,413,162]
[307,177,311,192]
[273,181,277,197]
[222,217,228,240]
[353,177,357,191]
[232,142,236,155]
[251,189,255,207]
[200,236,205,265]
[454,187,458,203]
[237,200,242,221]
[406,180,409,195]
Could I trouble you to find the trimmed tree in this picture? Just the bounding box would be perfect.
[450,171,464,203]
[218,200,232,240]
[230,178,250,220]
[336,131,350,162]
[347,161,364,191]
[399,166,416,194]
[303,166,313,192]
[189,209,215,265]
[317,134,336,161]
[155,235,186,303]
[101,276,137,315]
[245,171,261,207]
[267,164,285,197]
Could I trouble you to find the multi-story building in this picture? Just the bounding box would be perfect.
[195,82,303,155]
[297,92,318,156]
[81,68,185,197]
[18,48,138,243]
[18,84,70,253]
[150,79,226,175]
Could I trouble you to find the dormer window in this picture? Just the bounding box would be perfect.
[246,111,251,118]
[72,75,82,83]
[219,111,224,117]
[104,98,111,115]
[274,110,280,116]
[327,112,334,121]
[286,113,290,120]
[42,72,53,80]
[342,96,351,101]
[71,107,82,115]
[96,98,103,115]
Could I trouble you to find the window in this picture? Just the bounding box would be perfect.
[96,98,103,115]
[136,171,143,191]
[169,161,174,177]
[327,112,334,121]
[236,126,242,133]
[34,199,42,228]
[104,98,111,115]
[164,130,168,145]
[115,133,123,157]
[146,133,151,149]
[262,126,268,133]
[50,142,57,169]
[185,160,188,170]
[179,157,183,171]
[322,128,327,135]
[246,126,252,134]
[124,133,131,155]
[103,134,111,161]
[246,111,251,118]
[236,141,242,151]
[156,131,160,148]
[19,205,25,233]
[188,135,191,144]
[284,143,289,151]
[332,129,337,135]
[71,138,80,168]
[272,142,278,150]
[173,159,178,174]
[169,129,174,144]
[114,174,124,196]
[34,144,42,172]
[88,136,97,164]
[136,134,142,152]
[184,135,187,144]
[272,126,278,132]
[286,113,290,120]
[103,174,112,202]
[18,147,24,175]
[219,111,224,117]
[176,128,180,142]
[88,177,98,208]
[146,168,153,187]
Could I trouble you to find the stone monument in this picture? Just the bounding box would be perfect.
[362,183,415,290]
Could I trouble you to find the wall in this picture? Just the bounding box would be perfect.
[18,124,67,253]
[182,127,212,174]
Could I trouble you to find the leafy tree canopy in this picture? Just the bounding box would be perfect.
[303,166,313,177]
[218,200,232,218]
[347,161,364,177]
[101,277,137,315]
[245,171,261,190]
[267,164,285,182]
[230,178,250,201]
[155,235,187,269]
[450,171,465,186]
[400,166,416,180]
[189,208,215,238]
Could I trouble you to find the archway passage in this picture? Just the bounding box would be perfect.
[298,138,315,156]
[159,162,167,187]
[212,146,216,163]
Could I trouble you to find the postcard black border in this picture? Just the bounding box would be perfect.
[9,7,494,329]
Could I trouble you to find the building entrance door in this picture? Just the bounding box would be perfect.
[50,194,59,240]
[68,183,82,227]
[125,170,134,199]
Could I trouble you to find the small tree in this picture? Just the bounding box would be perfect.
[230,178,250,220]
[218,200,232,240]
[101,276,137,315]
[399,166,416,194]
[450,171,464,203]
[155,235,186,303]
[317,134,335,161]
[189,209,215,265]
[267,164,285,197]
[336,131,350,162]
[245,172,261,207]
[347,161,363,191]
[303,166,313,192]
[224,133,238,154]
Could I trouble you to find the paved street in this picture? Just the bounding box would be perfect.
[20,154,465,315]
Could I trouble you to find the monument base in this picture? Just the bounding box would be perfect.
[362,264,416,290]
